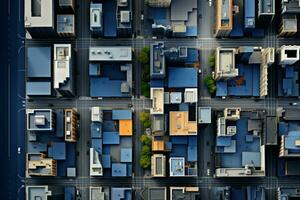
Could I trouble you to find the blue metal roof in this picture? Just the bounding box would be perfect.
[186,26,197,37]
[26,82,51,96]
[91,123,102,138]
[91,139,103,154]
[89,63,100,76]
[64,187,75,200]
[168,67,197,88]
[186,48,199,64]
[90,77,123,97]
[244,0,255,29]
[170,157,185,176]
[242,152,261,167]
[103,132,120,144]
[112,110,132,120]
[51,142,66,160]
[111,188,132,200]
[285,131,300,151]
[187,145,197,161]
[216,81,228,97]
[120,148,132,163]
[102,154,111,168]
[27,47,51,78]
[171,136,187,144]
[112,163,127,176]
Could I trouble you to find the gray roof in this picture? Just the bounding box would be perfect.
[27,47,51,78]
[148,188,166,200]
[57,15,75,34]
[26,82,51,96]
[198,107,211,124]
[151,115,165,133]
[282,0,300,14]
[283,108,300,121]
[26,186,51,200]
[258,0,275,15]
[170,0,197,21]
[265,116,277,145]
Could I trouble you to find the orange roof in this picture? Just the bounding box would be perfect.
[152,139,165,151]
[119,119,132,136]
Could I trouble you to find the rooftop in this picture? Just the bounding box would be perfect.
[214,47,238,80]
[168,67,198,88]
[169,157,185,176]
[150,88,164,114]
[27,109,53,131]
[25,0,54,28]
[89,47,132,61]
[26,186,52,200]
[258,0,275,15]
[27,47,51,78]
[169,111,197,136]
[198,107,212,124]
[150,42,165,79]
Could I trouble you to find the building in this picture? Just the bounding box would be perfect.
[260,48,274,97]
[57,15,75,37]
[111,188,132,200]
[59,0,75,12]
[169,111,197,136]
[64,109,77,142]
[169,157,185,176]
[27,109,55,132]
[148,0,171,7]
[151,115,165,134]
[257,0,275,24]
[214,47,238,80]
[116,0,132,37]
[142,187,167,200]
[24,0,55,37]
[90,3,103,37]
[91,107,103,122]
[150,88,164,114]
[215,0,232,37]
[151,154,166,177]
[215,109,265,177]
[281,0,300,15]
[89,46,132,61]
[90,148,103,176]
[279,15,297,37]
[198,107,211,124]
[150,42,166,79]
[27,153,57,176]
[170,0,198,37]
[26,186,52,200]
[279,45,300,65]
[53,44,75,97]
[26,46,52,96]
[89,187,105,200]
[170,187,200,200]
[244,0,255,29]
[278,187,300,200]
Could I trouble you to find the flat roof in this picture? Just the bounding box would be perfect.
[119,120,132,136]
[148,187,166,200]
[26,186,51,200]
[27,82,51,96]
[150,88,164,114]
[169,157,185,176]
[259,0,275,15]
[198,107,211,124]
[27,47,51,78]
[89,47,132,61]
[168,67,197,88]
[57,15,75,33]
[25,0,54,28]
[169,111,197,136]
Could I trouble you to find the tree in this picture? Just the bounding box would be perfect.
[140,111,150,123]
[139,155,151,169]
[204,75,216,95]
[138,47,150,64]
[141,81,150,97]
[208,55,215,69]
[141,145,151,156]
[140,134,152,145]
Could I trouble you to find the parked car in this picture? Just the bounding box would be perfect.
[290,102,298,106]
[17,147,21,154]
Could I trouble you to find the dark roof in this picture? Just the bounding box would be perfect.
[265,116,277,145]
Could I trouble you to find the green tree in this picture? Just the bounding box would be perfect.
[204,75,216,95]
[208,55,215,69]
[140,134,152,145]
[140,111,150,123]
[141,81,150,97]
[139,154,151,169]
[138,47,150,64]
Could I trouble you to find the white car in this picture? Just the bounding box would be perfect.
[17,147,21,154]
